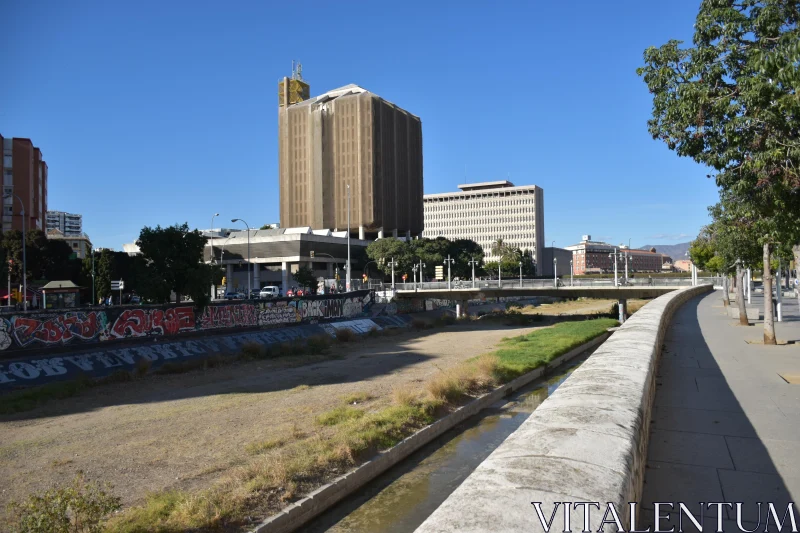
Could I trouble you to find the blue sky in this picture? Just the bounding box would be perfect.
[1,0,719,250]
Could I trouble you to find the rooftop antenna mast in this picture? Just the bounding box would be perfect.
[291,60,303,81]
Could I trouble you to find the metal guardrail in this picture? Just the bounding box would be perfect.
[386,277,722,292]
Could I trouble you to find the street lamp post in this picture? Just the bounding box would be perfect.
[468,258,478,288]
[519,261,523,287]
[231,218,251,296]
[609,248,619,287]
[412,264,419,290]
[387,257,397,290]
[91,247,95,305]
[419,260,426,287]
[444,255,455,290]
[4,193,26,310]
[346,184,351,292]
[570,259,573,287]
[553,257,558,288]
[624,253,629,284]
[210,213,219,298]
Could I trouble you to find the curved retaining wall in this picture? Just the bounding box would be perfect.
[415,284,713,533]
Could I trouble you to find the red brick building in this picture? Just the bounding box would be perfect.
[566,236,672,275]
[1,135,48,233]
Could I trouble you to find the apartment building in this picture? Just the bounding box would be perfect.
[422,181,545,267]
[46,211,82,236]
[1,135,48,232]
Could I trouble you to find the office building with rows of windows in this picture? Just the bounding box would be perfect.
[422,181,544,267]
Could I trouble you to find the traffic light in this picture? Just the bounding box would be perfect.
[221,276,227,286]
[363,274,368,283]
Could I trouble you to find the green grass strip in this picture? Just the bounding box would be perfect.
[492,318,618,381]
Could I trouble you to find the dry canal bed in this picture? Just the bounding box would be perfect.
[0,321,548,520]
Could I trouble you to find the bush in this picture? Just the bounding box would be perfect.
[135,358,152,377]
[241,341,266,359]
[505,301,523,310]
[335,328,356,342]
[8,473,121,533]
[434,313,456,327]
[411,319,427,330]
[306,335,331,354]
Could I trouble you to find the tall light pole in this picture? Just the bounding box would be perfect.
[210,213,219,298]
[419,260,426,287]
[609,248,619,287]
[468,258,478,288]
[346,184,351,292]
[91,247,95,305]
[387,257,397,289]
[5,193,26,310]
[444,255,455,290]
[519,260,523,287]
[553,257,558,288]
[231,218,251,296]
[624,253,629,284]
[412,263,419,290]
[570,259,573,287]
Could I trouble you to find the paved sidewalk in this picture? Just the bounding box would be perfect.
[641,290,800,530]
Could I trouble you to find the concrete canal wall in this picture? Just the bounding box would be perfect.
[415,284,713,532]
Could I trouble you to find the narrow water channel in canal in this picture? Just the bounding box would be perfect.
[305,349,594,533]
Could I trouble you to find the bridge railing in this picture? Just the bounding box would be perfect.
[392,277,722,291]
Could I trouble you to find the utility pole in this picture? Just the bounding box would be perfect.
[346,184,351,293]
[468,258,478,288]
[444,255,455,290]
[570,259,573,287]
[419,260,426,288]
[412,264,418,290]
[519,261,523,287]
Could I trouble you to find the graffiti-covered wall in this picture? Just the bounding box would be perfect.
[0,291,373,354]
[0,315,411,390]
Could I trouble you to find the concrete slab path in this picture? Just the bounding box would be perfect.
[642,290,800,530]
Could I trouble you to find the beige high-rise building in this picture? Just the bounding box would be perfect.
[278,75,423,239]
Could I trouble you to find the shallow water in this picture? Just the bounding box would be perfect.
[305,353,588,533]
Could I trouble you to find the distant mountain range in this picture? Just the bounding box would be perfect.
[638,242,691,261]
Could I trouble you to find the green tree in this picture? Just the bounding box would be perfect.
[688,231,715,271]
[293,266,316,290]
[136,223,211,307]
[96,250,113,301]
[366,238,413,276]
[638,0,800,344]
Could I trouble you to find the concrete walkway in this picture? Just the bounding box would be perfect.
[642,290,800,530]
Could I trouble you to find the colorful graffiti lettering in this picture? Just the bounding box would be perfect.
[200,304,258,329]
[0,290,375,352]
[395,298,424,314]
[111,306,196,338]
[12,311,109,348]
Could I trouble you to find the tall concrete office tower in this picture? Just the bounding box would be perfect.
[278,68,423,239]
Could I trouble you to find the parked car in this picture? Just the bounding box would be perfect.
[225,290,245,300]
[249,289,261,299]
[130,295,141,305]
[259,286,280,299]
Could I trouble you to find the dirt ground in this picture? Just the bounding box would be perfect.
[0,297,642,514]
[0,320,548,511]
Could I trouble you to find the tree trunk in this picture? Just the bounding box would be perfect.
[722,275,730,306]
[794,244,800,309]
[763,243,776,345]
[736,264,749,326]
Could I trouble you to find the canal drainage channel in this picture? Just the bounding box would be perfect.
[305,348,594,533]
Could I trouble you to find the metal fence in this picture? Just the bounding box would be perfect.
[382,277,723,292]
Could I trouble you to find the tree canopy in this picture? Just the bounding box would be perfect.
[136,223,221,308]
[639,0,800,344]
[366,237,486,281]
